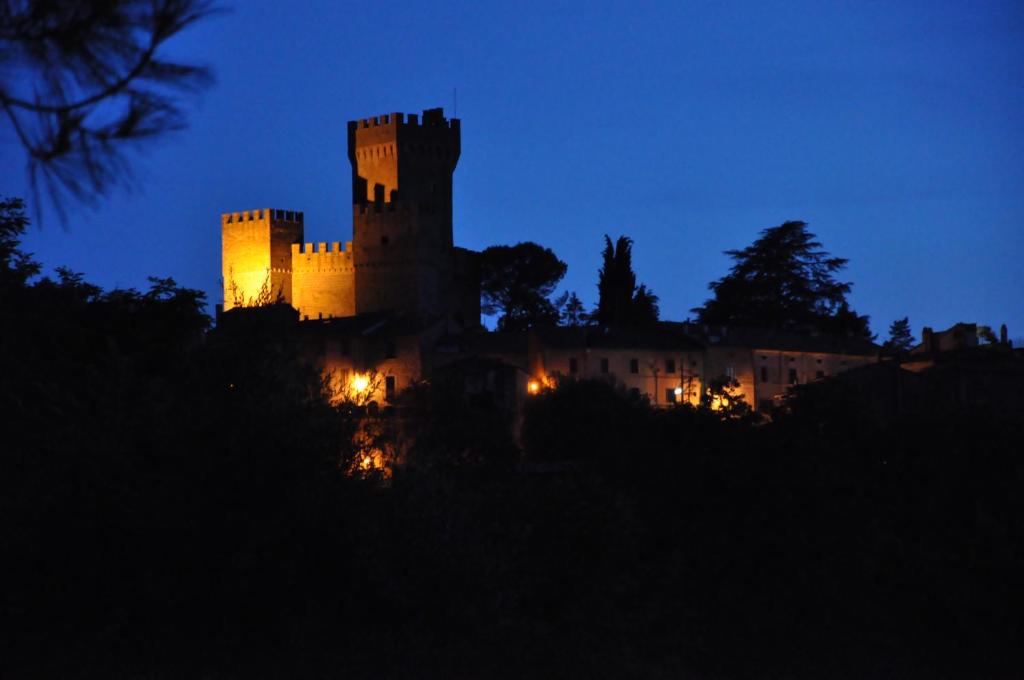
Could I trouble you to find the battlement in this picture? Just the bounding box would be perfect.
[292,241,353,256]
[222,208,304,225]
[351,108,459,131]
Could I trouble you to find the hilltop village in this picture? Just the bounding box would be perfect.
[4,111,1021,678]
[219,107,1019,424]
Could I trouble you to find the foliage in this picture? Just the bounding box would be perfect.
[700,374,756,422]
[3,199,1022,678]
[399,373,519,471]
[0,0,218,220]
[595,234,659,327]
[883,316,914,353]
[0,196,40,286]
[693,220,871,337]
[521,377,652,464]
[479,241,567,331]
[558,290,588,326]
[977,324,998,344]
[226,266,286,308]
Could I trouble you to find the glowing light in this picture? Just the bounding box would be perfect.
[674,387,683,397]
[351,374,370,393]
[527,379,541,395]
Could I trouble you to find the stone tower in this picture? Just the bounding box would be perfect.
[348,108,462,319]
[221,208,303,311]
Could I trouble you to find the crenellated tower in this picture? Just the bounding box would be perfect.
[221,208,303,311]
[348,108,464,319]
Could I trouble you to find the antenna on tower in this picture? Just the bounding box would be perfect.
[453,87,457,118]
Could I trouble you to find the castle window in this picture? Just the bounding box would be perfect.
[760,366,768,382]
[629,358,639,374]
[381,235,389,245]
[788,368,798,384]
[816,358,823,364]
[569,357,578,375]
[816,370,825,379]
[725,365,735,379]
[385,376,396,402]
[600,358,609,374]
[665,358,676,374]
[665,388,677,404]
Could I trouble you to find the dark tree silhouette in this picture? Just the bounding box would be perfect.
[884,316,914,353]
[0,197,39,286]
[0,0,217,220]
[480,241,567,331]
[595,235,659,327]
[693,220,871,337]
[559,291,588,327]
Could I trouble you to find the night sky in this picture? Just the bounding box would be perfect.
[6,0,1023,341]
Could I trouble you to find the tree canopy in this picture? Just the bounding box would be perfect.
[479,242,567,331]
[0,0,217,220]
[559,291,587,327]
[595,235,659,327]
[884,316,914,353]
[693,220,871,337]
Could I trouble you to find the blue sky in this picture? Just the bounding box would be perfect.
[5,0,1023,340]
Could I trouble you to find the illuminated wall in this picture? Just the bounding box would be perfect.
[291,241,356,320]
[701,346,757,408]
[221,209,302,311]
[318,328,427,406]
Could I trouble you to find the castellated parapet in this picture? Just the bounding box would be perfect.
[291,241,356,319]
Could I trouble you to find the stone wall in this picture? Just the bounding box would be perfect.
[291,242,356,320]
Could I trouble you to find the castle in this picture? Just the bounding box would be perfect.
[221,108,479,327]
[220,107,882,415]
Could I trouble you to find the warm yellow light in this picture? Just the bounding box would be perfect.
[674,387,683,397]
[527,379,541,395]
[351,374,370,393]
